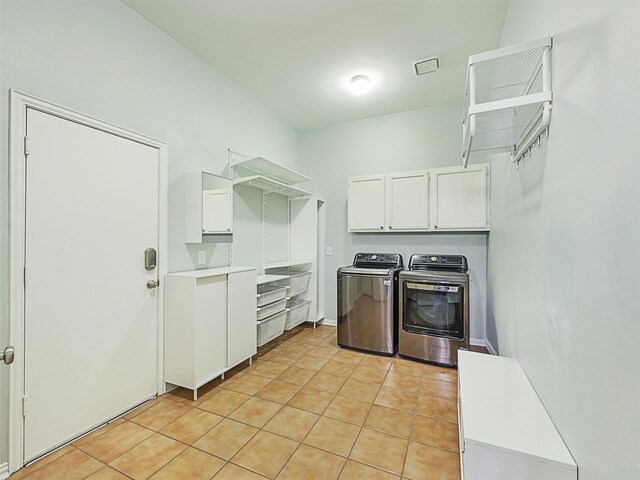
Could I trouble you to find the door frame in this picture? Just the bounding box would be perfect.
[8,90,168,473]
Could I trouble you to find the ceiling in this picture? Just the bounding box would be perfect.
[124,0,510,130]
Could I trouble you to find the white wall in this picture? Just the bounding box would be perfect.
[488,1,640,478]
[300,105,489,342]
[0,0,300,464]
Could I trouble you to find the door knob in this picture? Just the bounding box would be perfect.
[146,280,160,289]
[1,346,15,365]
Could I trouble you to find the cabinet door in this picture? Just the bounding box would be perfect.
[203,189,232,234]
[348,175,386,231]
[194,276,227,384]
[431,164,489,230]
[227,270,257,368]
[386,171,430,231]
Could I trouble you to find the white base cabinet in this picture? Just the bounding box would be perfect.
[348,164,489,232]
[164,267,256,399]
[458,351,577,480]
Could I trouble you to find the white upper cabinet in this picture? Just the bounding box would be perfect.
[203,188,232,234]
[348,174,386,231]
[431,164,489,231]
[348,164,490,233]
[185,171,233,243]
[386,170,430,231]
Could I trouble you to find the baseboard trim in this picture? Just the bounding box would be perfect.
[470,337,497,355]
[485,338,498,355]
[319,318,337,326]
[0,461,9,480]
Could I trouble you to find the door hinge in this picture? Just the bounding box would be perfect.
[24,136,31,156]
[427,172,431,180]
[22,396,28,416]
[23,266,27,286]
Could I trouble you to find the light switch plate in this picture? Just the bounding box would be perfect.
[326,247,332,256]
[197,250,206,265]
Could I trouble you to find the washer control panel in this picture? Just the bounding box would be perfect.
[353,253,403,268]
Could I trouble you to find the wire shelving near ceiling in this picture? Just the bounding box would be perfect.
[462,37,553,168]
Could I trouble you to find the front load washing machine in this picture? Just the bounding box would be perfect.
[399,254,469,366]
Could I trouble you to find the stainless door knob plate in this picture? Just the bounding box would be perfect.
[1,346,15,365]
[147,280,160,289]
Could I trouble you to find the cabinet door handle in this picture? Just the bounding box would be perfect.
[380,226,384,229]
[434,225,438,229]
[389,226,392,229]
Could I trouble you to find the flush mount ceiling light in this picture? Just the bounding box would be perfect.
[350,75,371,95]
[414,55,440,75]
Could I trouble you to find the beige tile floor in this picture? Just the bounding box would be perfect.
[10,325,474,480]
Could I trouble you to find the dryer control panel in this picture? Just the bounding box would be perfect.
[409,254,467,272]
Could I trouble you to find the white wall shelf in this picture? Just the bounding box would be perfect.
[231,156,311,185]
[233,175,311,197]
[264,259,312,269]
[228,149,324,337]
[256,274,290,285]
[462,37,553,168]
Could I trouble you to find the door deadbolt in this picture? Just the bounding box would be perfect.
[147,280,160,289]
[1,346,15,365]
[144,248,157,271]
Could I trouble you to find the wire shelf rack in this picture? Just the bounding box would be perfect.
[462,37,553,167]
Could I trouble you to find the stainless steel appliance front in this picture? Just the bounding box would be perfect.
[337,253,402,355]
[399,256,470,366]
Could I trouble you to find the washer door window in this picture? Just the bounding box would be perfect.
[403,282,465,339]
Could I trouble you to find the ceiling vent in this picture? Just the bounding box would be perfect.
[414,56,440,75]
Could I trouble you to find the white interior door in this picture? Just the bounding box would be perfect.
[23,108,160,461]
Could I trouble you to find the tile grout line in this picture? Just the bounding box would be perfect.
[334,373,377,479]
[400,369,422,479]
[16,325,461,480]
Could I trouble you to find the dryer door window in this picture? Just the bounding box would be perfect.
[403,281,465,339]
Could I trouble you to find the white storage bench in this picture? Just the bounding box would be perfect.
[458,350,577,480]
